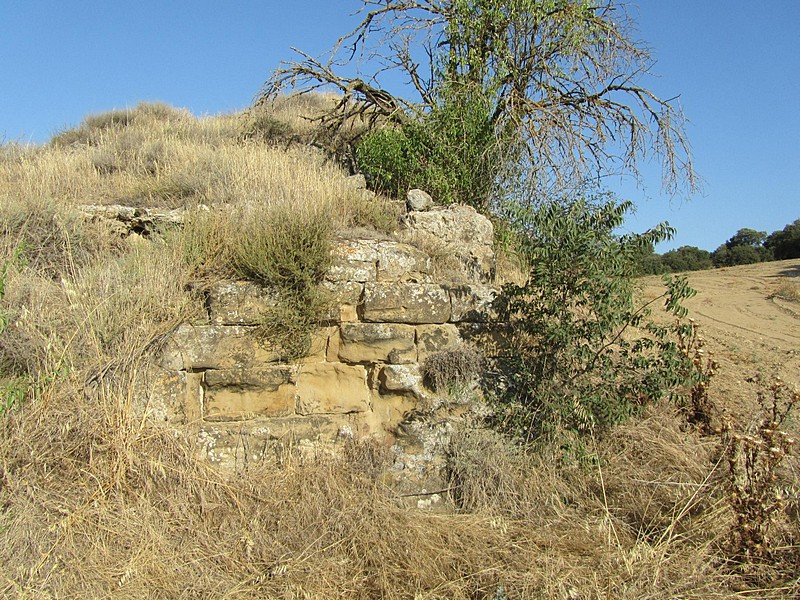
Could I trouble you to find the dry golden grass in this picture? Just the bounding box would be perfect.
[773,279,800,303]
[1,99,799,598]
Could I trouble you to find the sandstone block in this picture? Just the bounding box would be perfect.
[361,282,451,324]
[158,324,283,370]
[296,363,370,414]
[399,205,495,284]
[300,326,337,364]
[378,364,426,399]
[205,280,279,325]
[202,366,297,421]
[416,324,462,362]
[376,241,432,282]
[338,323,417,364]
[320,281,363,322]
[327,239,378,282]
[448,285,498,322]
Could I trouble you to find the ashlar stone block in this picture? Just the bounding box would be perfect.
[205,281,279,325]
[448,285,498,322]
[159,324,283,371]
[361,282,451,324]
[327,239,378,283]
[337,323,417,364]
[416,324,462,362]
[296,363,371,415]
[376,241,432,282]
[202,366,297,421]
[378,364,426,400]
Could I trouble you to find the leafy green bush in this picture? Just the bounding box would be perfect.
[661,245,713,272]
[356,126,419,199]
[356,89,506,211]
[492,196,705,445]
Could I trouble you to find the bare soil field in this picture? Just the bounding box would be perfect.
[643,258,800,423]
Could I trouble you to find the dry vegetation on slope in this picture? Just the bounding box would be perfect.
[0,101,798,598]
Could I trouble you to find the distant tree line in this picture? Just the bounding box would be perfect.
[636,218,800,275]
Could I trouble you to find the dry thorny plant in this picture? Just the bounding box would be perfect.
[719,376,799,578]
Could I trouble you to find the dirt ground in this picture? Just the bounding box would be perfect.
[642,258,800,426]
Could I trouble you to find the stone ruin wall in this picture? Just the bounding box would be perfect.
[148,204,499,471]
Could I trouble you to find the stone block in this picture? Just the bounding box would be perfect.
[327,239,378,282]
[378,364,426,399]
[158,324,283,371]
[299,326,337,364]
[406,188,434,211]
[320,281,363,322]
[361,282,451,324]
[205,281,279,325]
[338,323,417,364]
[296,363,370,415]
[399,205,496,284]
[376,242,432,282]
[202,366,297,421]
[448,285,498,322]
[416,324,462,362]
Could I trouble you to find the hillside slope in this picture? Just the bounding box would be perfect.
[644,258,800,421]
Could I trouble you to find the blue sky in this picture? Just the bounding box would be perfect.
[2,1,798,252]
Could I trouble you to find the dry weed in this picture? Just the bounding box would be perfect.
[773,279,800,303]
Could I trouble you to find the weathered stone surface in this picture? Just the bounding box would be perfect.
[296,363,370,414]
[400,205,495,284]
[376,242,432,283]
[347,173,367,190]
[205,281,279,325]
[203,366,297,421]
[448,285,497,322]
[406,188,433,211]
[159,324,283,370]
[294,326,336,364]
[142,368,186,424]
[79,204,185,237]
[320,280,363,322]
[416,324,462,362]
[338,323,417,364]
[361,282,451,324]
[378,364,426,399]
[197,416,338,468]
[327,239,378,283]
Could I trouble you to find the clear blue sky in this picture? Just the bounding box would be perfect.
[2,1,798,252]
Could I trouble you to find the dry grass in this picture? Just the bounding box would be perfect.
[5,385,785,598]
[0,98,396,233]
[1,99,799,598]
[773,279,800,303]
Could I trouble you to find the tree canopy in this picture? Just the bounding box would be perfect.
[261,0,696,210]
[765,219,800,260]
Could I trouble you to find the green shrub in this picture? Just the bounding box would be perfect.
[356,126,419,199]
[356,88,507,212]
[492,196,704,445]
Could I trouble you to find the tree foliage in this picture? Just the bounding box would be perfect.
[765,219,800,261]
[661,245,712,273]
[261,0,695,210]
[712,227,773,267]
[492,195,704,444]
